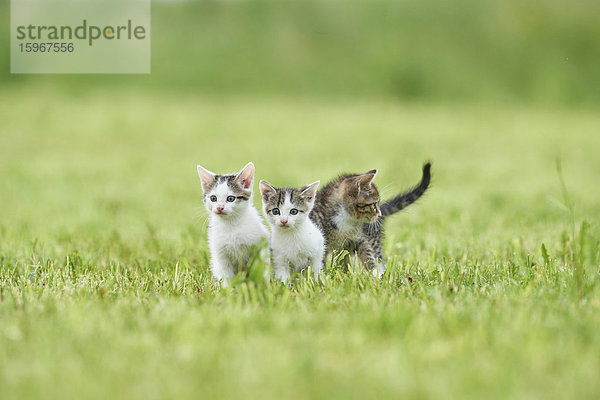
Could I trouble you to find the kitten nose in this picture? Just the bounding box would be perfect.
[217,206,224,212]
[281,219,288,225]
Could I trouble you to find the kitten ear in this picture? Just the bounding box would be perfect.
[197,165,216,193]
[359,170,377,187]
[235,162,255,190]
[259,180,276,202]
[300,180,320,203]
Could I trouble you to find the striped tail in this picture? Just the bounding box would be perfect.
[381,162,431,218]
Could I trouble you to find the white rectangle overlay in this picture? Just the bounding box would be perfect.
[11,0,150,74]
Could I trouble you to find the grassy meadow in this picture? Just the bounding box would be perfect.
[2,0,600,399]
[1,90,599,399]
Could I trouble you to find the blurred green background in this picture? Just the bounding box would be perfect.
[2,1,600,399]
[2,0,600,104]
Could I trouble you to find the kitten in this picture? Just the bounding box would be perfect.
[310,162,431,277]
[259,180,325,283]
[197,162,268,286]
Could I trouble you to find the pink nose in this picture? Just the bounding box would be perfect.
[217,206,224,212]
[281,219,288,225]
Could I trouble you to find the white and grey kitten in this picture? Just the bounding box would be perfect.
[197,162,268,286]
[259,180,325,283]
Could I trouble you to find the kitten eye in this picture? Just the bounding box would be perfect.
[289,209,298,215]
[272,208,280,215]
[209,195,217,202]
[226,195,236,202]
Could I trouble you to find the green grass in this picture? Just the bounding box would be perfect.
[1,88,600,399]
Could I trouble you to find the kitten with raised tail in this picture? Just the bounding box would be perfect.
[310,162,431,277]
[197,162,268,287]
[259,180,325,283]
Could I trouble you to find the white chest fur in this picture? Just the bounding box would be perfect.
[272,223,324,269]
[207,205,268,281]
[330,207,360,247]
[270,221,325,283]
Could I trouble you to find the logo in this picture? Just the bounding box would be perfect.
[11,0,151,74]
[15,20,147,46]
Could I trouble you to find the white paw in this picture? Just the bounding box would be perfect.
[371,264,386,278]
[218,277,230,288]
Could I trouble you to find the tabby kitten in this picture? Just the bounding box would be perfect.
[259,180,325,283]
[197,162,268,286]
[310,162,431,277]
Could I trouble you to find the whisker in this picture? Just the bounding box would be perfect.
[367,220,379,235]
[378,183,395,199]
[193,206,210,230]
